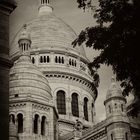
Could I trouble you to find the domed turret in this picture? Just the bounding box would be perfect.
[106,77,124,100]
[10,25,52,103]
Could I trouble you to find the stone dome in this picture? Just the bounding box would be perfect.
[10,55,52,103]
[10,10,86,59]
[106,77,124,100]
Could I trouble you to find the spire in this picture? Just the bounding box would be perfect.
[18,24,31,56]
[38,0,53,15]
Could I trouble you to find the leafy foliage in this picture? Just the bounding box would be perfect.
[74,0,140,116]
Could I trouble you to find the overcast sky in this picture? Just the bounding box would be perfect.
[10,0,115,122]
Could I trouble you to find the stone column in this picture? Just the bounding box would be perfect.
[35,52,39,66]
[50,52,54,64]
[38,118,41,135]
[66,97,71,116]
[0,1,16,139]
[79,101,84,119]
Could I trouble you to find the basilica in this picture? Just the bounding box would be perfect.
[9,0,140,140]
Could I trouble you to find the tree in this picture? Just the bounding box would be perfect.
[73,0,140,116]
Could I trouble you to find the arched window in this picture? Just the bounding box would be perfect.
[125,132,128,140]
[62,57,64,64]
[121,104,124,112]
[69,59,71,65]
[115,103,117,109]
[57,90,66,114]
[47,56,50,63]
[32,57,35,64]
[34,114,39,134]
[84,97,88,121]
[40,56,43,63]
[75,60,77,67]
[72,60,74,66]
[111,134,113,140]
[71,93,79,117]
[91,103,94,122]
[44,56,46,63]
[41,116,46,136]
[109,105,111,113]
[59,56,61,63]
[17,113,23,133]
[55,56,58,63]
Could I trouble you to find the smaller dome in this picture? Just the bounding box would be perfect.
[106,77,124,100]
[18,24,31,42]
[10,55,52,103]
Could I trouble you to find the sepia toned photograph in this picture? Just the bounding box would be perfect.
[0,0,140,140]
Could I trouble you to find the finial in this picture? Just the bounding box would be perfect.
[18,24,31,55]
[38,0,53,14]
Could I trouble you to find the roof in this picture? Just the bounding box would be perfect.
[10,9,86,59]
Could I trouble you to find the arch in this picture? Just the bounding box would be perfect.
[109,105,111,113]
[69,59,71,65]
[84,97,88,121]
[47,56,49,62]
[41,116,46,136]
[44,56,46,63]
[9,114,15,124]
[34,114,39,134]
[125,132,128,140]
[71,93,79,117]
[91,103,94,122]
[55,56,58,63]
[40,56,43,63]
[58,56,61,63]
[111,134,113,140]
[17,113,23,133]
[72,59,74,66]
[56,90,66,114]
[62,57,64,64]
[32,57,35,64]
[75,60,77,67]
[121,104,124,112]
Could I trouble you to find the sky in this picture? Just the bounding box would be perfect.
[10,0,115,122]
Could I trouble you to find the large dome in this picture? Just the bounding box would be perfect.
[10,9,86,59]
[10,55,52,103]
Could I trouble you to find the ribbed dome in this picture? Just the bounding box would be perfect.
[106,77,124,100]
[10,55,52,103]
[10,12,86,58]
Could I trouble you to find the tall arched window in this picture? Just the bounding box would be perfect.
[44,56,46,63]
[34,114,39,134]
[111,134,113,140]
[125,132,128,140]
[40,56,43,63]
[17,113,23,133]
[121,104,124,112]
[47,56,50,63]
[55,56,58,63]
[71,93,79,117]
[84,97,88,121]
[62,57,64,64]
[58,56,61,63]
[32,57,35,64]
[91,103,94,122]
[41,116,46,136]
[57,90,66,114]
[109,105,111,113]
[69,59,71,65]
